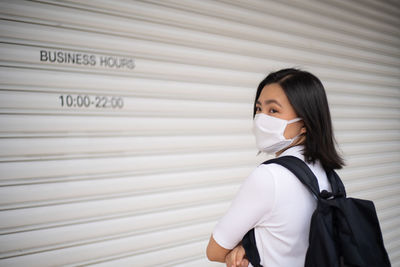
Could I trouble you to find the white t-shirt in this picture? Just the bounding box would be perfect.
[212,146,331,267]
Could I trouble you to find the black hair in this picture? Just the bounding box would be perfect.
[253,68,344,170]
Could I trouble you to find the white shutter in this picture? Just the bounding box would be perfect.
[0,0,399,266]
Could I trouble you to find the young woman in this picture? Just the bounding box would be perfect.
[206,68,344,267]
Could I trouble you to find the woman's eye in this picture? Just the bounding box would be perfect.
[256,106,261,112]
[269,108,278,113]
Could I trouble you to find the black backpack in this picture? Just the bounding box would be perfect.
[242,156,391,267]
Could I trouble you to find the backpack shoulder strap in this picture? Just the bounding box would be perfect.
[262,156,321,198]
[326,169,346,198]
[263,156,346,199]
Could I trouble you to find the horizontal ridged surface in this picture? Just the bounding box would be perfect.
[0,0,399,266]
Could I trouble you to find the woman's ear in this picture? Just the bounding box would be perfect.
[300,125,307,134]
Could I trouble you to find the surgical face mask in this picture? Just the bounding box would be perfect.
[253,113,302,154]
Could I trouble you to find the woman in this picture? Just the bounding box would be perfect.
[206,68,344,267]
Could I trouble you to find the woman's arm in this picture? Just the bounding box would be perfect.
[207,166,275,264]
[206,235,231,262]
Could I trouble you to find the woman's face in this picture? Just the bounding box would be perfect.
[255,83,305,139]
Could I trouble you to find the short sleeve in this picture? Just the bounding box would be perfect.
[212,165,276,249]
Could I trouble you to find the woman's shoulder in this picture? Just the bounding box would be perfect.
[244,163,280,189]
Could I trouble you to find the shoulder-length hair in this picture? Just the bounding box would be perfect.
[254,68,344,170]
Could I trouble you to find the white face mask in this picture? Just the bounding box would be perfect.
[253,113,302,155]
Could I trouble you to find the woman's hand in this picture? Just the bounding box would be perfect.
[225,245,249,267]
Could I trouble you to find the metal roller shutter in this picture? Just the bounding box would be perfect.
[0,0,399,266]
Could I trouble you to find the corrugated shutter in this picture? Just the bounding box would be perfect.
[0,0,399,266]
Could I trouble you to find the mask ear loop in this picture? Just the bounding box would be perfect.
[284,118,304,146]
[287,118,306,149]
[286,117,303,140]
[287,117,302,124]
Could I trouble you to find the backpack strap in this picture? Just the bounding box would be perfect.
[242,229,263,267]
[263,156,346,200]
[263,156,321,198]
[326,169,346,198]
